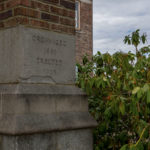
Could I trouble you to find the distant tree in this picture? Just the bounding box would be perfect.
[124,29,147,54]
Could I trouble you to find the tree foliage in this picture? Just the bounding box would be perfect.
[124,29,147,54]
[77,30,150,150]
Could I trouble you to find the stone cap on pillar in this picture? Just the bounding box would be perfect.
[0,84,97,135]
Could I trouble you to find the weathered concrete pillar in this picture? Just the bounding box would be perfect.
[0,0,97,149]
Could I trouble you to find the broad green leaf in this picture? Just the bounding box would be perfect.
[117,80,121,89]
[95,146,100,150]
[81,79,85,89]
[142,84,149,92]
[104,107,112,119]
[147,90,150,104]
[89,78,95,88]
[119,101,125,115]
[120,144,128,150]
[96,78,102,88]
[130,101,138,116]
[137,125,144,136]
[103,77,107,81]
[147,71,150,81]
[141,33,147,44]
[132,87,140,94]
[135,142,144,150]
[129,146,136,150]
[148,142,150,150]
[102,81,105,88]
[137,89,142,99]
[82,55,89,65]
[106,80,111,87]
[139,119,147,126]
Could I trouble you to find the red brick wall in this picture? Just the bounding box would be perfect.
[0,0,75,35]
[76,0,93,63]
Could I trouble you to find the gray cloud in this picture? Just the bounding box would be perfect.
[93,0,150,54]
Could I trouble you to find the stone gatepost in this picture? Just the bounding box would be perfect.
[0,0,97,149]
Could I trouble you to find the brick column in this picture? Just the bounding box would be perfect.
[0,0,75,35]
[76,0,93,63]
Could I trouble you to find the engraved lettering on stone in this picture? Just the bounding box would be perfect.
[32,34,67,47]
[44,48,57,56]
[37,57,62,66]
[31,34,65,77]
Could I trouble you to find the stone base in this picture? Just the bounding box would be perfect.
[0,83,97,149]
[0,83,97,135]
[0,129,93,150]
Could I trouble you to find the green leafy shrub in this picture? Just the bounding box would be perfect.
[77,30,150,150]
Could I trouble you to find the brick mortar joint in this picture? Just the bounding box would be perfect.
[40,11,75,21]
[0,15,75,29]
[35,0,75,10]
[37,0,75,4]
[0,23,75,35]
[29,17,75,28]
[0,5,75,21]
[0,0,75,12]
[0,8,13,14]
[0,0,9,5]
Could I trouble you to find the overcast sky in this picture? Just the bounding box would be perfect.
[93,0,150,54]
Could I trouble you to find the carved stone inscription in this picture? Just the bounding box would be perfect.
[22,28,75,84]
[32,34,65,76]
